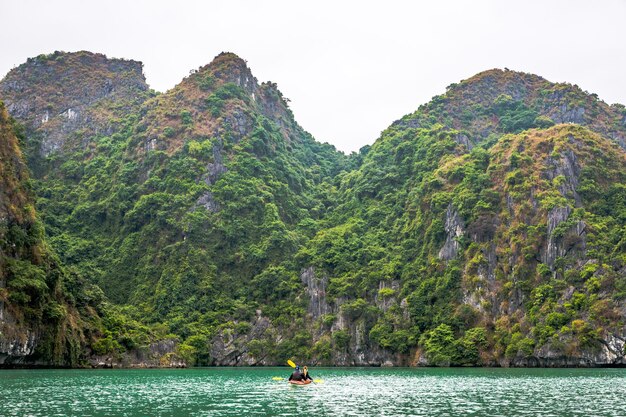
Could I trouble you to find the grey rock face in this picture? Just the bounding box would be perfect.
[544,205,572,268]
[205,138,227,185]
[204,53,292,137]
[393,118,422,130]
[196,191,219,213]
[375,280,400,312]
[541,148,586,269]
[223,108,254,144]
[544,149,580,202]
[0,288,39,366]
[479,243,497,285]
[332,310,402,366]
[211,53,258,96]
[209,315,275,366]
[439,204,465,260]
[550,105,586,125]
[0,327,38,366]
[299,267,404,366]
[0,52,149,157]
[608,131,626,150]
[88,339,185,368]
[511,333,626,367]
[454,133,474,150]
[300,267,331,319]
[462,243,498,315]
[196,138,227,213]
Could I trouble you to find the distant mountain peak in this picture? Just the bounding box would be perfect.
[189,52,258,94]
[132,51,301,154]
[211,51,249,69]
[25,50,143,68]
[0,50,151,157]
[447,68,548,99]
[396,67,626,150]
[460,68,546,83]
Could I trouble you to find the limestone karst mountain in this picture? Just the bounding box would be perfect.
[1,51,624,367]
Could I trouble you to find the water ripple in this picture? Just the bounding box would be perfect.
[0,367,625,416]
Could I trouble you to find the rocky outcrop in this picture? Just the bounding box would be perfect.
[375,280,400,312]
[511,333,626,367]
[0,102,54,367]
[454,133,474,151]
[299,267,404,366]
[300,267,331,320]
[136,52,298,156]
[88,339,186,368]
[395,68,626,151]
[439,204,465,260]
[544,205,572,268]
[332,317,403,366]
[209,313,276,366]
[541,147,586,269]
[544,148,581,202]
[206,137,228,184]
[0,51,150,156]
[208,52,258,96]
[0,304,38,366]
[222,108,255,144]
[196,137,227,212]
[550,105,586,125]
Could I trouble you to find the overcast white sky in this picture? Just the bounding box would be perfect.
[2,0,626,153]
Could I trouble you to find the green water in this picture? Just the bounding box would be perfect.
[1,367,625,416]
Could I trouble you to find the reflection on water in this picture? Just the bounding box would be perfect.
[1,367,625,416]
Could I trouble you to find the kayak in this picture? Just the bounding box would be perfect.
[288,379,312,385]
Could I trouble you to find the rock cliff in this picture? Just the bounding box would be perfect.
[0,101,87,366]
[0,51,150,158]
[1,54,625,368]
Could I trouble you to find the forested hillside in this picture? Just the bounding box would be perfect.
[0,101,99,366]
[0,51,351,365]
[0,53,624,367]
[300,123,625,366]
[291,69,626,366]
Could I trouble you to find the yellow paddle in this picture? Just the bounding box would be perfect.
[277,360,297,381]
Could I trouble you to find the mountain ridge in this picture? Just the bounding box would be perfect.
[0,51,624,367]
[0,51,151,160]
[393,67,626,150]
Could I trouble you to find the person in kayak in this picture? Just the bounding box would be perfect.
[288,365,304,382]
[302,365,313,382]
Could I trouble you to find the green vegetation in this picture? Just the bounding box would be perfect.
[0,102,105,366]
[2,52,351,365]
[1,54,625,367]
[289,68,626,365]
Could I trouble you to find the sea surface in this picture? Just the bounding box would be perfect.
[0,367,625,416]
